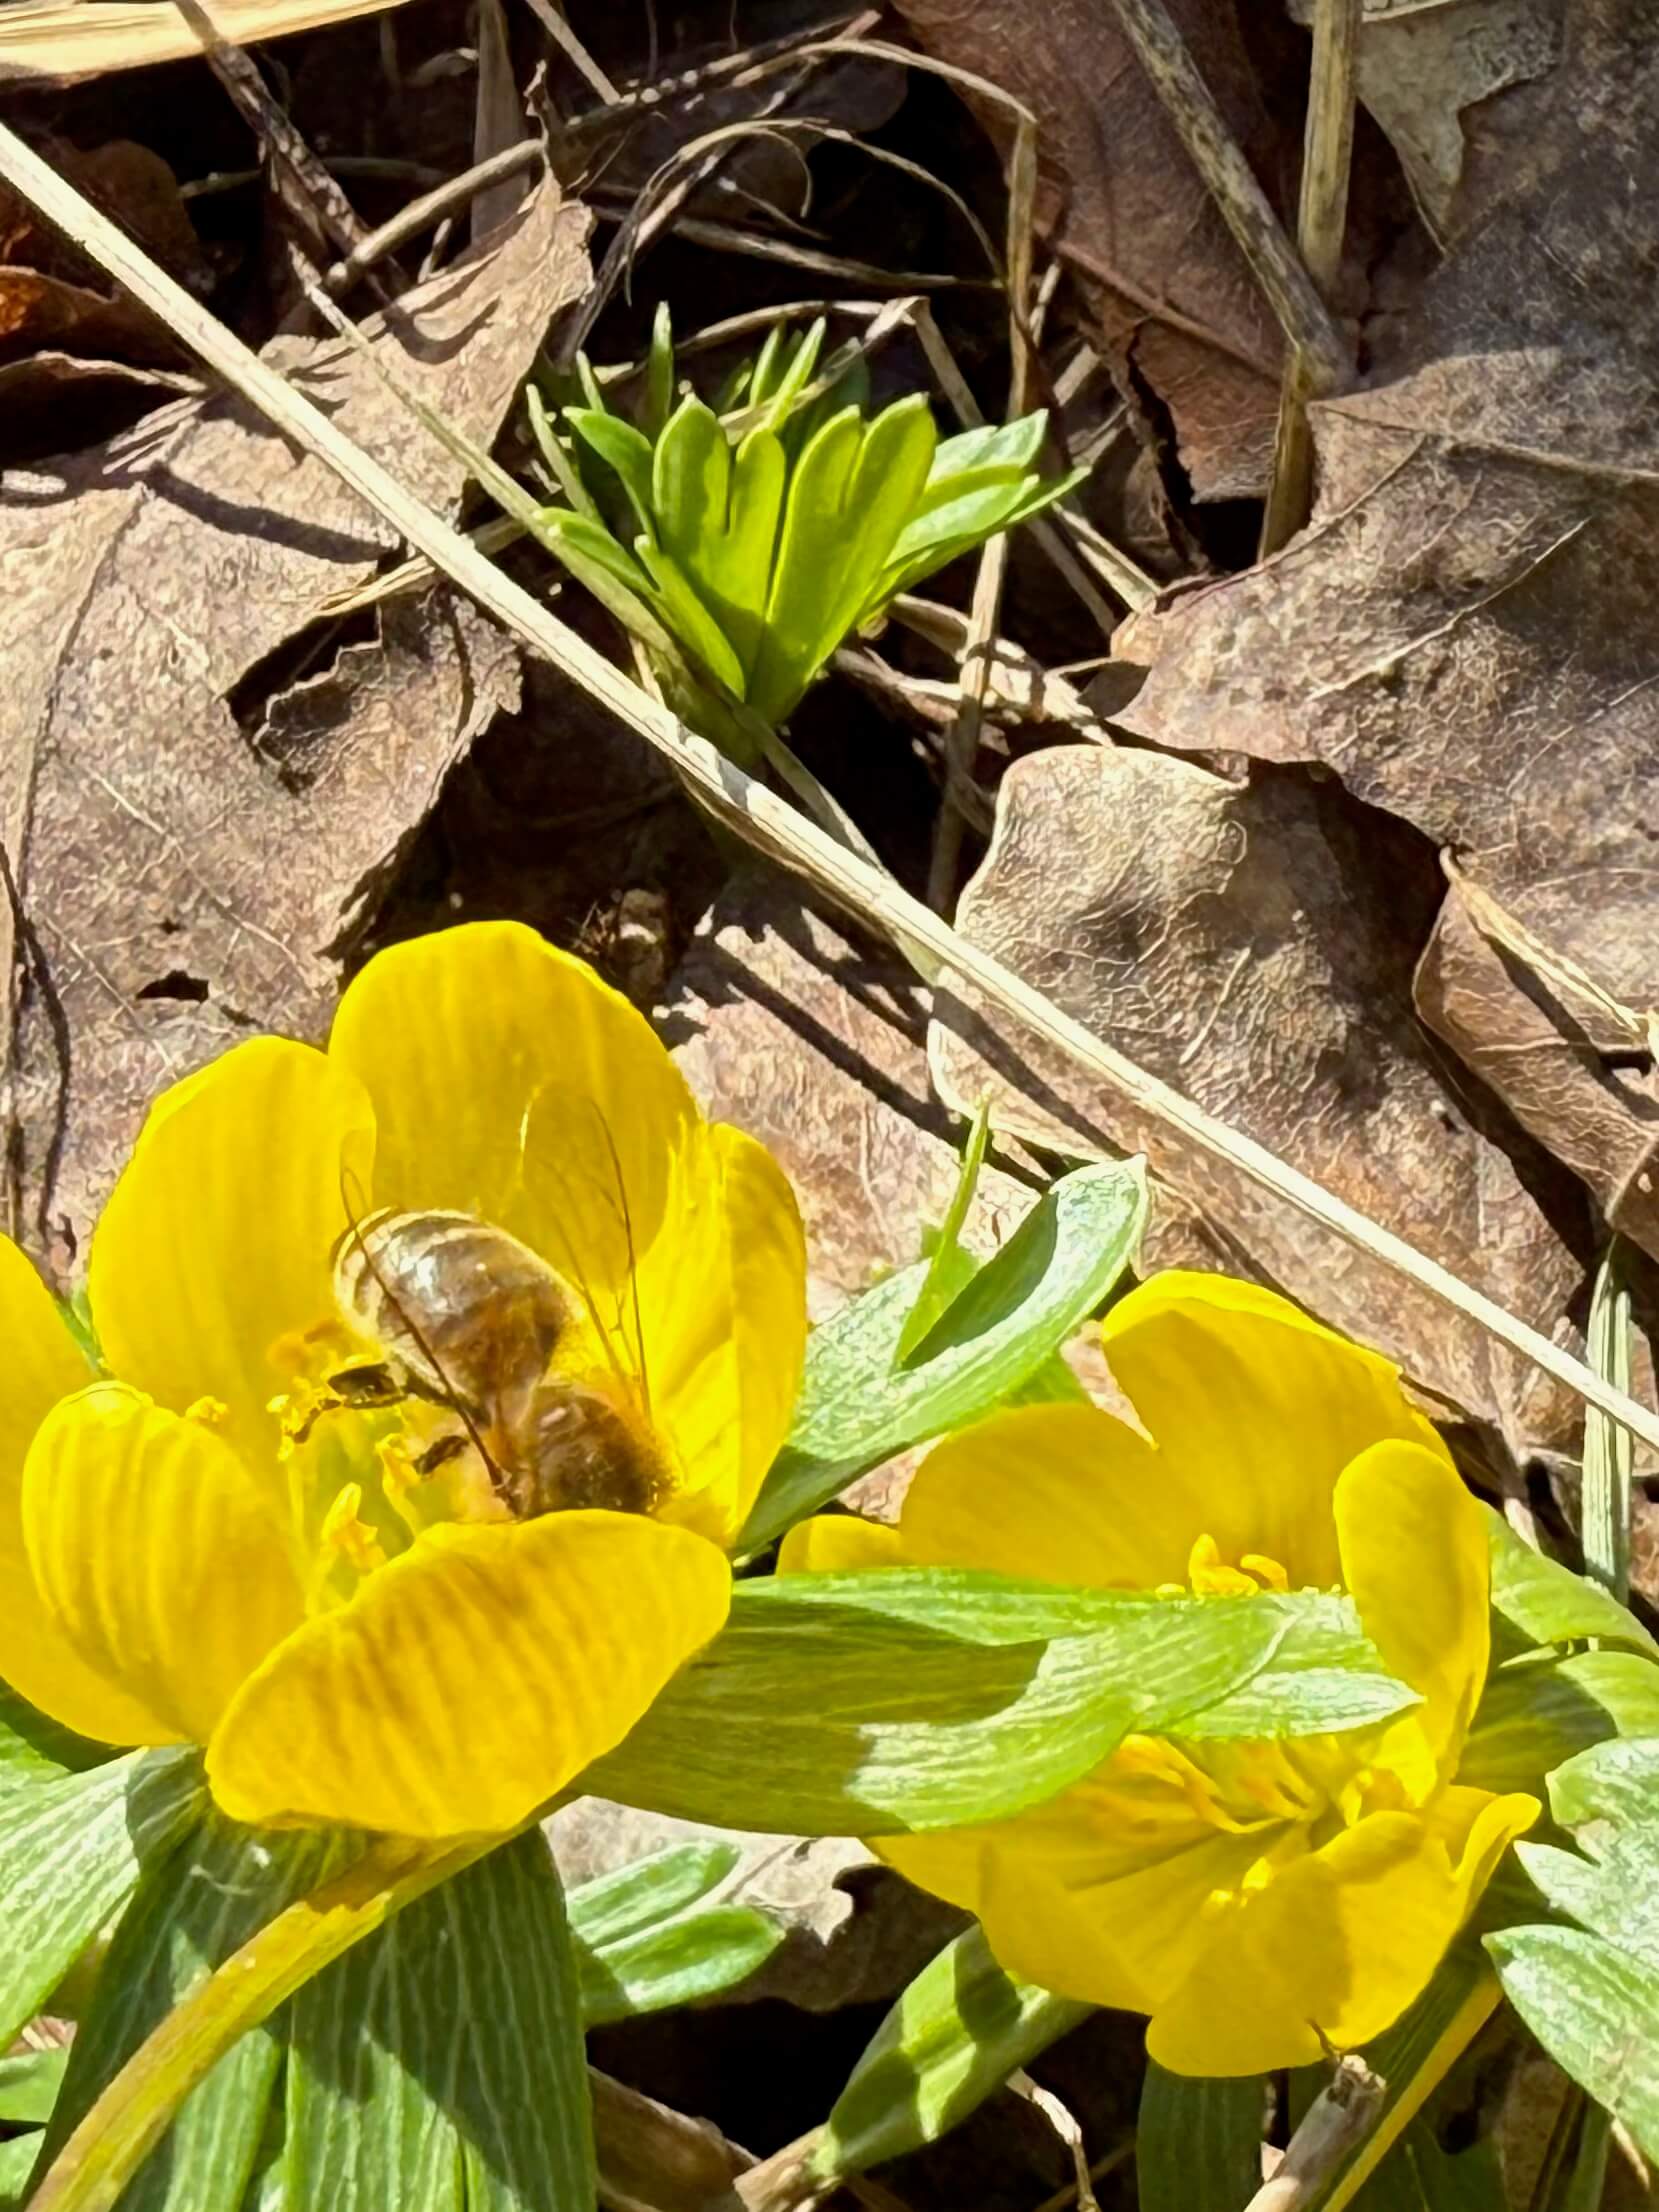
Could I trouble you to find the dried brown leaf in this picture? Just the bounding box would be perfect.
[928,744,1590,1455]
[1115,9,1659,1022]
[0,186,589,1270]
[664,870,1032,1322]
[889,0,1291,502]
[1415,885,1659,1264]
[1286,0,1560,240]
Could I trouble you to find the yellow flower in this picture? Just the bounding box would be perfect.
[782,1274,1538,2075]
[0,924,805,1841]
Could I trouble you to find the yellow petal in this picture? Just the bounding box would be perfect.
[646,1124,806,1545]
[880,1766,1271,2014]
[1145,1786,1538,2075]
[0,1237,162,1743]
[896,1403,1178,1589]
[777,1513,905,1573]
[207,1510,731,1836]
[1099,1273,1443,1588]
[22,1383,304,1745]
[1335,1440,1489,1776]
[328,922,696,1295]
[88,1039,375,1475]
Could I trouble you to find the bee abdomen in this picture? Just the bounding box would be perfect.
[333,1208,568,1407]
[510,1382,666,1519]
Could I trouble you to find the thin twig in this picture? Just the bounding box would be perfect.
[1259,0,1360,554]
[175,0,370,264]
[928,122,1040,910]
[1244,2057,1385,2212]
[1105,0,1348,391]
[1011,2070,1099,2212]
[521,0,620,104]
[321,141,547,295]
[1583,1238,1634,1604]
[910,300,1152,622]
[13,123,1659,1461]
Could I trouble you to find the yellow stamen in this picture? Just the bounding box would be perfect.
[1240,1551,1290,1592]
[320,1482,386,1574]
[184,1395,229,1429]
[1187,1532,1260,1597]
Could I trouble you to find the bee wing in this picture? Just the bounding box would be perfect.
[508,1083,656,1425]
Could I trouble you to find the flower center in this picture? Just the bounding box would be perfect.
[265,1206,670,1612]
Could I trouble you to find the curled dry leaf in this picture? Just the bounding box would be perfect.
[928,743,1590,1457]
[0,185,589,1269]
[888,0,1291,504]
[1415,884,1659,1265]
[1285,0,1560,240]
[1116,3,1659,1023]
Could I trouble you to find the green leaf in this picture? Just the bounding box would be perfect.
[746,324,789,409]
[815,1924,1090,2179]
[0,1747,201,2047]
[576,1905,781,2025]
[1485,1509,1658,1659]
[0,1684,111,1795]
[1459,1650,1659,1794]
[756,314,825,431]
[1340,2116,1508,2212]
[748,397,939,723]
[0,2048,67,2125]
[929,414,1049,479]
[895,1101,991,1362]
[563,408,657,536]
[38,1812,353,2212]
[652,399,786,683]
[1487,1927,1659,2159]
[0,2132,42,2211]
[586,1569,1408,1835]
[631,535,747,696]
[525,508,682,661]
[287,1830,597,2212]
[741,1159,1147,1549]
[1487,1736,1659,2163]
[1137,2064,1262,2212]
[864,465,1088,619]
[523,387,600,522]
[566,1841,741,1949]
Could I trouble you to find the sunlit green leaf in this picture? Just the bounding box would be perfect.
[587,1569,1409,1835]
[0,1747,201,2049]
[632,534,747,696]
[37,1812,351,2212]
[743,1159,1147,1549]
[287,1831,596,2212]
[1485,1510,1658,1659]
[1459,1650,1659,1795]
[643,299,676,441]
[566,1841,741,1950]
[815,1924,1090,2179]
[0,2048,67,2126]
[895,1100,992,1362]
[1487,1736,1659,2162]
[564,408,657,536]
[577,1905,781,2025]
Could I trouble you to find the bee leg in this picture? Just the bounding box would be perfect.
[325,1361,407,1410]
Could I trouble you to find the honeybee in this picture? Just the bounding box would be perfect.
[328,1206,666,1521]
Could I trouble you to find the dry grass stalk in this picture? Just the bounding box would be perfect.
[928,113,1039,910]
[1105,0,1348,392]
[7,125,1659,1462]
[1245,2057,1385,2212]
[1259,0,1361,554]
[0,0,418,82]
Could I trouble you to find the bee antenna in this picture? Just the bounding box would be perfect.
[335,1168,505,1486]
